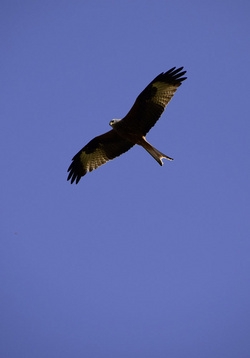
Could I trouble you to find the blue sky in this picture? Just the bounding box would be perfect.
[1,1,250,357]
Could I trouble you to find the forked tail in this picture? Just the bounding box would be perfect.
[140,138,173,166]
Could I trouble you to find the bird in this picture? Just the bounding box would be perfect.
[67,67,187,184]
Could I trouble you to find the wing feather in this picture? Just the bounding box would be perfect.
[122,67,187,136]
[67,130,134,184]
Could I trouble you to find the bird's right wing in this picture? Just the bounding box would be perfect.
[67,130,134,184]
[122,67,187,136]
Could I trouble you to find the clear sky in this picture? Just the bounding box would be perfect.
[1,1,250,357]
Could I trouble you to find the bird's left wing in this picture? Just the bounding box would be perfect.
[122,67,187,136]
[67,130,134,184]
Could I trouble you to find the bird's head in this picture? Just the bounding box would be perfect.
[109,119,121,128]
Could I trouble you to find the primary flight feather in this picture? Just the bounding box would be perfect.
[67,67,187,184]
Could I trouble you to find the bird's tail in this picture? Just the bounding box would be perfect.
[141,138,173,166]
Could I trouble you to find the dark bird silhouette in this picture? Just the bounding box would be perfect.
[67,67,187,184]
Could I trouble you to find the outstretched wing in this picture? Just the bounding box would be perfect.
[67,130,134,184]
[122,67,187,136]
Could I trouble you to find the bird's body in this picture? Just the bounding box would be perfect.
[67,67,187,184]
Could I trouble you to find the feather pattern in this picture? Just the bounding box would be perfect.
[67,130,134,183]
[121,67,187,136]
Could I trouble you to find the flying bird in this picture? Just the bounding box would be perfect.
[67,67,187,184]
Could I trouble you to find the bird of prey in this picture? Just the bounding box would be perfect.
[67,67,187,184]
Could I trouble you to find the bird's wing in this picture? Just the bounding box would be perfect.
[67,130,134,183]
[122,67,187,136]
